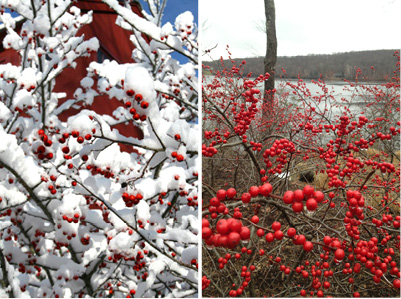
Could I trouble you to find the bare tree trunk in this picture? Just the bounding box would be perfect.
[264,0,277,103]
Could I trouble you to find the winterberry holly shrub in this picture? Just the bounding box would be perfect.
[0,0,198,297]
[202,51,400,297]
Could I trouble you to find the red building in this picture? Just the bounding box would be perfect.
[0,0,147,151]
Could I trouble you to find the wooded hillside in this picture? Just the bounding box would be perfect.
[203,49,398,81]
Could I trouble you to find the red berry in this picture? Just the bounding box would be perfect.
[265,232,274,243]
[228,218,242,232]
[37,145,46,153]
[323,236,331,245]
[256,229,265,237]
[274,230,284,240]
[287,227,296,237]
[62,146,70,154]
[292,201,303,213]
[303,185,314,197]
[248,186,259,197]
[294,234,306,245]
[227,232,241,248]
[216,219,229,235]
[140,101,149,109]
[306,198,318,211]
[313,191,324,203]
[283,190,294,204]
[271,221,281,231]
[334,248,345,260]
[294,189,304,201]
[239,226,250,240]
[259,183,272,196]
[216,189,227,200]
[202,227,212,239]
[241,193,251,204]
[126,89,135,97]
[393,279,400,289]
[303,241,313,252]
[251,216,259,224]
[202,219,210,228]
[210,197,220,207]
[135,94,143,102]
[227,188,237,198]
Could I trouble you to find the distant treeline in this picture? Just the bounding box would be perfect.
[203,49,399,81]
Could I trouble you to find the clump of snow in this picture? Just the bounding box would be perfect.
[180,245,198,264]
[94,143,131,173]
[161,22,174,37]
[0,101,11,122]
[0,130,41,187]
[80,77,94,89]
[12,89,34,109]
[88,60,128,86]
[17,68,39,89]
[56,193,85,218]
[136,200,150,222]
[33,14,51,35]
[124,66,156,102]
[67,113,95,135]
[160,101,180,122]
[109,231,135,252]
[175,11,194,35]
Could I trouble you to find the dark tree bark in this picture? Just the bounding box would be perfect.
[264,0,277,102]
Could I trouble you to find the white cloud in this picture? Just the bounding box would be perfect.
[200,0,400,60]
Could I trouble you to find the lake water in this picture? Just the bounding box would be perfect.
[204,75,391,120]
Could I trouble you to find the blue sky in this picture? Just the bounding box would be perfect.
[161,0,198,25]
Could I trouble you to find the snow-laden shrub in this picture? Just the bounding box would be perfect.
[0,0,198,297]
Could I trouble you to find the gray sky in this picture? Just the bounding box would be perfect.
[200,0,400,60]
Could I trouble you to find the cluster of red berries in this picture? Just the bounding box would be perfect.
[202,275,211,290]
[41,174,59,194]
[232,89,259,138]
[35,129,54,160]
[58,126,95,163]
[241,183,273,204]
[202,129,227,157]
[282,185,324,213]
[201,144,218,157]
[60,212,83,224]
[353,236,399,286]
[344,190,365,239]
[249,141,262,151]
[204,129,228,144]
[170,135,185,161]
[186,195,198,207]
[227,264,257,297]
[61,127,95,144]
[122,192,143,207]
[202,217,250,249]
[125,289,136,298]
[262,138,296,175]
[125,91,148,121]
[86,164,115,179]
[80,235,90,245]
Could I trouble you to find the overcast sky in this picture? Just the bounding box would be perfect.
[200,0,400,60]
